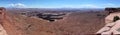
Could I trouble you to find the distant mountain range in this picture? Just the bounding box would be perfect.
[6,8,105,12]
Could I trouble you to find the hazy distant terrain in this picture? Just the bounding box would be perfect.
[3,8,108,35]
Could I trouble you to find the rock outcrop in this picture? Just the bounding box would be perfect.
[96,8,120,35]
[21,12,66,22]
[0,7,8,35]
[36,13,66,22]
[105,8,120,14]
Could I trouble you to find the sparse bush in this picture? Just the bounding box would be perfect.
[113,16,120,22]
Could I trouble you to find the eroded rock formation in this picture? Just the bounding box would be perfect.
[0,7,8,35]
[36,13,66,22]
[20,12,66,22]
[96,8,120,35]
[105,8,120,14]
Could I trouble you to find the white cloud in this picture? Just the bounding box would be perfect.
[78,4,102,8]
[106,3,115,6]
[7,3,119,8]
[103,3,119,7]
[61,4,103,8]
[61,3,120,8]
[8,3,26,8]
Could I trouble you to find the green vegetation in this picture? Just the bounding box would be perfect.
[113,16,120,22]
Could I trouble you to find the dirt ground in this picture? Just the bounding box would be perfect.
[1,10,108,35]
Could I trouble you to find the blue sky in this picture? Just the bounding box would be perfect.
[0,0,120,8]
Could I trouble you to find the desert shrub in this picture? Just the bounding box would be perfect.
[113,16,120,22]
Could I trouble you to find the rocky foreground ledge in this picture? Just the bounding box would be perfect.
[0,24,8,35]
[96,8,120,35]
[0,7,8,35]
